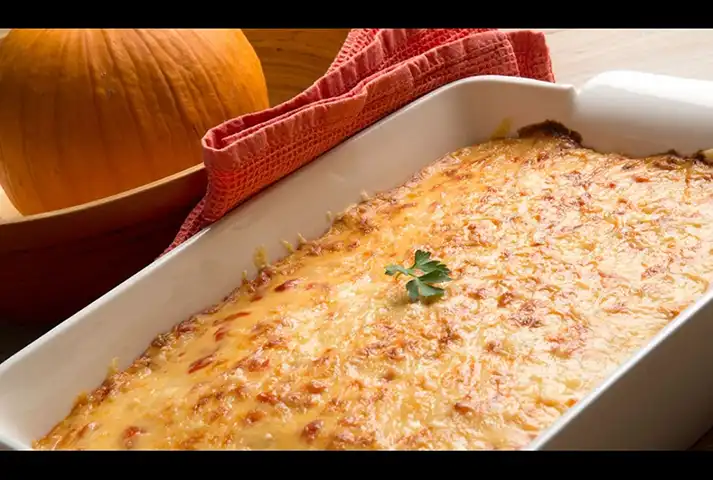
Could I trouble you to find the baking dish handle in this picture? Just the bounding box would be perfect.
[572,70,713,157]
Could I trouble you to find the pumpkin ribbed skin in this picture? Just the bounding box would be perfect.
[0,29,269,215]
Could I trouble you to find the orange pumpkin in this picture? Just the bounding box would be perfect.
[0,29,269,215]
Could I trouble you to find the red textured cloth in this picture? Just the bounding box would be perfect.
[167,28,554,251]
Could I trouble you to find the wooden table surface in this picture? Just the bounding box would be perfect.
[531,29,713,85]
[1,28,713,450]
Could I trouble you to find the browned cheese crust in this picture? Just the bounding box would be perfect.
[35,122,713,450]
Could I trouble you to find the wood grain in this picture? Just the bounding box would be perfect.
[2,28,713,450]
[242,29,349,105]
[532,29,713,86]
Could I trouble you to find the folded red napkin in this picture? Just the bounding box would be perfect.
[167,28,554,251]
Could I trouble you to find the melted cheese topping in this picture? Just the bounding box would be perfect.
[36,123,713,451]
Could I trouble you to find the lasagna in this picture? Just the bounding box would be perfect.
[36,122,713,450]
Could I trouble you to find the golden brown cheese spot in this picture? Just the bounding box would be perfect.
[122,426,145,450]
[244,409,267,425]
[256,392,280,406]
[188,354,215,374]
[453,401,478,415]
[34,122,713,451]
[234,349,271,372]
[263,335,288,350]
[274,279,300,292]
[214,325,230,342]
[301,420,324,444]
[498,292,515,308]
[214,311,250,326]
[305,380,328,394]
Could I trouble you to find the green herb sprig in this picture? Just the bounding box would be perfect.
[385,250,452,302]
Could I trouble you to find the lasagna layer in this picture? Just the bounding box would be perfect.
[36,122,713,450]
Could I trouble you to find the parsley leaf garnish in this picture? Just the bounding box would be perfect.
[385,250,453,301]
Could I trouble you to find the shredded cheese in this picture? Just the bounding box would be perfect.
[35,122,713,451]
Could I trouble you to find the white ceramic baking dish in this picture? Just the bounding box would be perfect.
[3,70,713,451]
